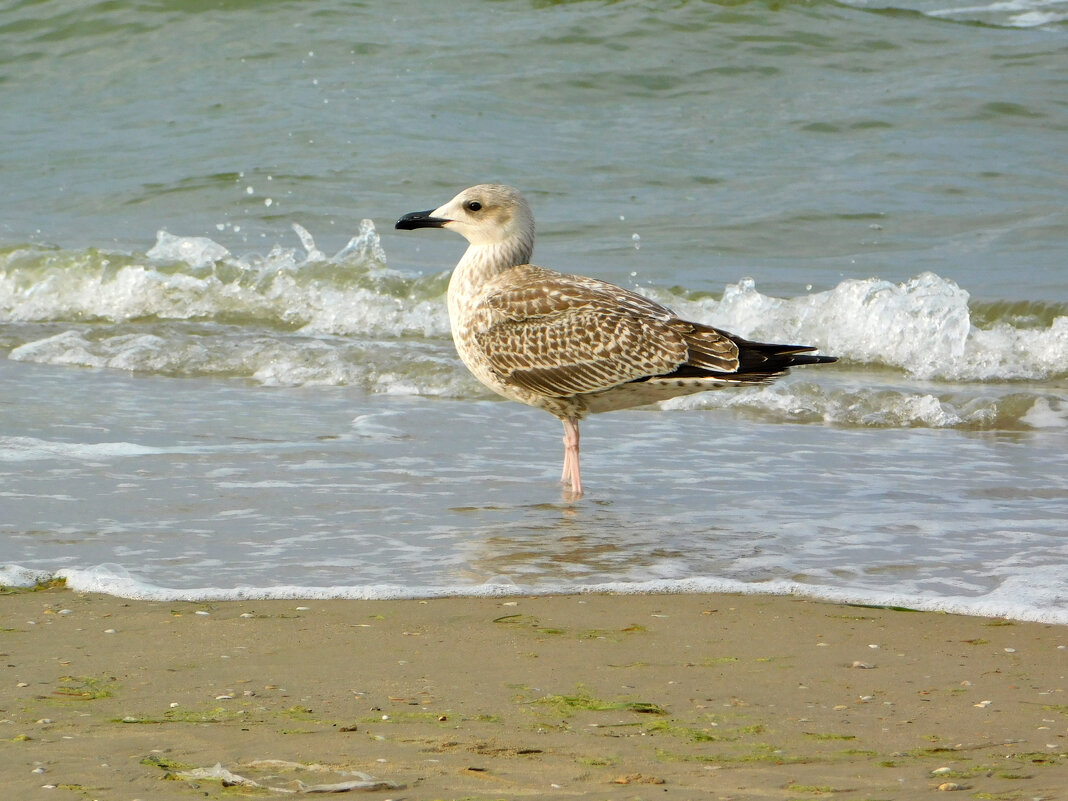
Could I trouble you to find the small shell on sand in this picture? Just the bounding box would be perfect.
[611,773,666,785]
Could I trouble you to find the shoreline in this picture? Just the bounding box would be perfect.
[1,587,1065,799]
[8,568,1067,627]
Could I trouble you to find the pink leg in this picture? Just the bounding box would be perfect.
[560,419,577,484]
[560,416,582,497]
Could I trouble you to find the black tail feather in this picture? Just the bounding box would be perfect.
[734,339,837,381]
[656,338,837,384]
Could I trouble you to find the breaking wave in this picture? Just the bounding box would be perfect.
[2,224,1065,427]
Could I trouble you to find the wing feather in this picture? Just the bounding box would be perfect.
[471,267,740,398]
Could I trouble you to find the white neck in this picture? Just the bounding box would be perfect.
[447,236,533,309]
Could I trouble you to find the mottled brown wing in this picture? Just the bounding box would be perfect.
[680,322,741,373]
[471,268,733,398]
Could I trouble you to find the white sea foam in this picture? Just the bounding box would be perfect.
[844,0,1068,28]
[1021,397,1068,428]
[2,233,1065,398]
[658,273,1067,382]
[0,435,283,463]
[928,0,1068,28]
[146,231,230,270]
[7,328,474,396]
[0,435,168,462]
[662,378,1062,429]
[1,223,448,337]
[0,564,55,588]
[1,563,1061,625]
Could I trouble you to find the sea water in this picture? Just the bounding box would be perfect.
[1,0,1065,622]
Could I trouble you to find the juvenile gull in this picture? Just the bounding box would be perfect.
[396,184,836,497]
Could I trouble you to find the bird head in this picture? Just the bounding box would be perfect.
[395,184,535,250]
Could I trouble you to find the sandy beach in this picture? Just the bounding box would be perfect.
[1,585,1065,800]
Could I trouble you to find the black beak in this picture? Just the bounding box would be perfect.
[395,210,451,230]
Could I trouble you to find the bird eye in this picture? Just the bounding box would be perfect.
[465,200,482,212]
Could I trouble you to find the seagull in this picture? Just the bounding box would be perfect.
[396,184,835,497]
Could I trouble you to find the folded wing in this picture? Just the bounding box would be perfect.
[472,267,742,398]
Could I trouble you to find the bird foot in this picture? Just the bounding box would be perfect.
[561,485,584,502]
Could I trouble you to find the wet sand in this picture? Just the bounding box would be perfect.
[1,586,1065,800]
